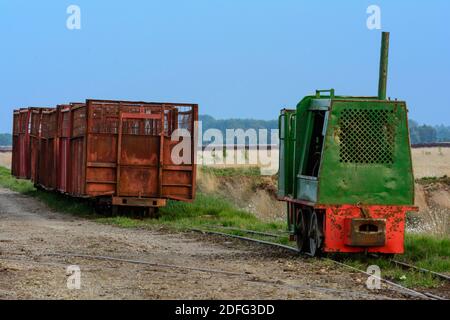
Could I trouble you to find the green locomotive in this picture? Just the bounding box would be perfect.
[278,32,417,256]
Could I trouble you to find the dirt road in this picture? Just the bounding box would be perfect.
[0,188,405,300]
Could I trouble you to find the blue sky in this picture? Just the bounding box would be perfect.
[0,0,449,132]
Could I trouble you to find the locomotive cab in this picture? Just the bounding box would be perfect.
[278,32,418,256]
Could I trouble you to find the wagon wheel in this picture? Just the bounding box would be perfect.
[112,205,120,216]
[143,207,160,218]
[295,207,307,252]
[308,211,323,257]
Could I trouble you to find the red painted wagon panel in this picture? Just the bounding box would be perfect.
[56,105,72,193]
[13,108,32,179]
[161,106,197,201]
[30,108,46,183]
[69,104,87,196]
[38,110,57,190]
[11,110,20,177]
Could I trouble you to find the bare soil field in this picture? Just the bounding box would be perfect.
[412,147,450,179]
[197,168,284,222]
[0,187,407,300]
[0,152,11,169]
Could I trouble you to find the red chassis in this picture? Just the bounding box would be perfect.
[318,205,418,254]
[285,198,418,254]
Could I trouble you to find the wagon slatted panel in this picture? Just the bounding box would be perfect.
[70,105,87,196]
[85,100,198,201]
[161,106,197,200]
[12,110,20,177]
[30,109,43,183]
[38,110,58,190]
[17,109,31,179]
[56,105,72,193]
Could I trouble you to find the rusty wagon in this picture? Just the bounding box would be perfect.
[12,108,32,180]
[12,99,198,214]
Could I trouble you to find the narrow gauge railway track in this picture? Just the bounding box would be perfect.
[190,228,298,253]
[0,253,390,300]
[190,227,448,300]
[204,225,286,238]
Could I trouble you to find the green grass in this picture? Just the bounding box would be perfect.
[340,256,441,288]
[97,193,290,244]
[403,234,450,273]
[0,166,35,194]
[0,166,94,216]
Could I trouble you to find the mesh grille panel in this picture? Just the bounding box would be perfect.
[338,109,395,164]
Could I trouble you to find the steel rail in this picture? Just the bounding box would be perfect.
[203,225,287,238]
[390,259,450,282]
[190,227,446,300]
[422,292,447,301]
[324,258,434,300]
[45,252,245,277]
[36,252,387,299]
[190,228,300,253]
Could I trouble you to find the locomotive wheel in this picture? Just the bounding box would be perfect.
[295,208,307,252]
[308,211,323,257]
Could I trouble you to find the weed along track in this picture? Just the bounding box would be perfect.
[389,260,450,282]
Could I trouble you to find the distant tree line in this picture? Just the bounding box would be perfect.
[199,115,278,144]
[409,120,450,144]
[199,115,450,145]
[0,133,12,146]
[199,115,278,133]
[0,117,448,146]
